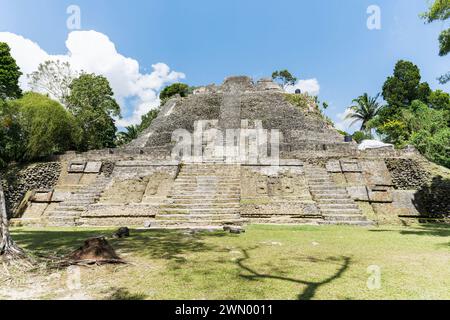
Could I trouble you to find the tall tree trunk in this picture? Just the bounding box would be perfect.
[0,173,23,259]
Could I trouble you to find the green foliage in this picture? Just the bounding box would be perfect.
[421,0,450,56]
[0,42,22,100]
[116,125,140,146]
[345,93,381,133]
[8,93,81,160]
[352,131,371,144]
[0,100,25,167]
[405,100,447,134]
[421,0,450,81]
[410,128,450,168]
[373,99,449,167]
[428,89,450,110]
[438,72,450,84]
[377,119,409,145]
[438,28,450,56]
[285,93,311,110]
[382,60,427,109]
[336,130,349,136]
[374,60,446,146]
[67,73,121,150]
[272,70,297,87]
[159,83,189,105]
[27,60,77,105]
[116,108,160,146]
[138,109,159,132]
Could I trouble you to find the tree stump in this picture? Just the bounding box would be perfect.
[112,227,130,239]
[65,237,123,265]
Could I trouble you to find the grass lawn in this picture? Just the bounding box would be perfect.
[2,224,449,300]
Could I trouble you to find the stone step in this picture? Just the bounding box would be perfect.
[156,213,240,220]
[305,173,330,179]
[314,194,351,200]
[62,200,95,205]
[310,186,346,191]
[159,208,240,214]
[244,218,321,225]
[68,195,99,200]
[323,214,367,222]
[168,194,240,198]
[168,191,240,196]
[172,183,241,188]
[173,182,239,187]
[162,203,240,209]
[47,218,78,227]
[175,178,241,183]
[307,178,331,182]
[318,198,356,204]
[318,203,359,209]
[312,192,349,198]
[173,184,241,191]
[319,220,374,226]
[72,191,102,195]
[168,195,240,199]
[51,206,86,212]
[321,208,362,214]
[151,219,244,228]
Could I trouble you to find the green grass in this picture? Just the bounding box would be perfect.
[4,224,450,300]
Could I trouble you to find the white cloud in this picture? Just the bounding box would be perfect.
[0,30,185,127]
[334,108,358,133]
[285,78,320,96]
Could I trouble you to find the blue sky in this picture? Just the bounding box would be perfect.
[0,0,449,132]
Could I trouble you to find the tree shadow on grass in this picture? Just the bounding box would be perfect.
[369,224,450,238]
[236,247,351,300]
[11,228,227,261]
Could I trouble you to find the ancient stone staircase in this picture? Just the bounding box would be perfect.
[46,175,112,226]
[155,164,244,228]
[304,165,373,226]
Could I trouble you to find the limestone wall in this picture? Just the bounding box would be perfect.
[240,165,321,223]
[2,162,61,217]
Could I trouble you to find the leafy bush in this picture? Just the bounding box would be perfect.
[9,92,81,160]
[352,131,371,143]
[159,83,189,105]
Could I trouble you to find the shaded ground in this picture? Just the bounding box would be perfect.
[1,224,449,300]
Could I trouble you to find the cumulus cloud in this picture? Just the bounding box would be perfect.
[285,78,320,96]
[0,30,185,127]
[334,108,358,133]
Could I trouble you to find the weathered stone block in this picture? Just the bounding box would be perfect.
[31,189,53,203]
[61,173,82,185]
[68,161,86,173]
[24,202,48,217]
[347,186,369,201]
[79,174,97,185]
[340,160,361,172]
[326,160,341,173]
[360,160,393,187]
[84,161,102,173]
[368,186,393,203]
[51,190,71,202]
[392,190,420,216]
[344,172,365,184]
[331,172,346,186]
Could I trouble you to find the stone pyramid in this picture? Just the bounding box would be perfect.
[12,76,437,228]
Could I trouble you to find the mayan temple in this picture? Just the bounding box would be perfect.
[9,76,446,228]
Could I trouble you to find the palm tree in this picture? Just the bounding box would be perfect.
[345,93,381,136]
[116,125,140,145]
